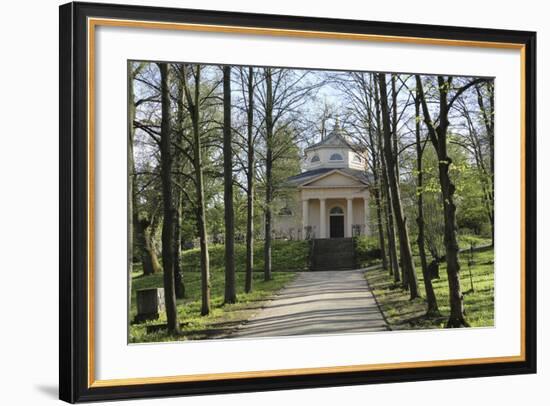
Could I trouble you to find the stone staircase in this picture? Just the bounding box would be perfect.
[310,238,357,271]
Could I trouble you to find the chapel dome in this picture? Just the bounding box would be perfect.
[303,121,366,172]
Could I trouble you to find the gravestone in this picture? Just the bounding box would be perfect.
[428,259,440,280]
[134,288,165,323]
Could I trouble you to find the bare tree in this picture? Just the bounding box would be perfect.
[476,82,495,245]
[158,62,180,334]
[223,65,237,304]
[230,67,261,292]
[244,67,256,292]
[127,62,136,322]
[455,83,494,245]
[367,99,389,273]
[257,68,319,281]
[416,74,486,327]
[378,73,419,299]
[263,67,275,281]
[172,68,187,298]
[413,81,439,315]
[373,75,400,283]
[181,64,211,315]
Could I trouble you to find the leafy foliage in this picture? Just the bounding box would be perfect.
[355,236,382,265]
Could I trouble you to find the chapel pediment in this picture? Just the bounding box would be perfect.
[301,170,367,188]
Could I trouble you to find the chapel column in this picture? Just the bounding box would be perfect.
[319,198,327,239]
[346,197,353,237]
[302,199,309,240]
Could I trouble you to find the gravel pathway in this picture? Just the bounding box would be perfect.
[231,270,388,338]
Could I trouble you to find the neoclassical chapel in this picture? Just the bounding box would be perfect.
[273,127,371,240]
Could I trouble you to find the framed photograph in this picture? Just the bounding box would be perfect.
[59,1,536,403]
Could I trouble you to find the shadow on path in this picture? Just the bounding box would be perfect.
[230,270,388,338]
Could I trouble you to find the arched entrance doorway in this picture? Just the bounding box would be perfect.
[329,206,344,238]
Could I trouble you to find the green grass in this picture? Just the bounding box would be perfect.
[129,240,307,343]
[365,249,494,330]
[355,234,492,269]
[458,234,492,250]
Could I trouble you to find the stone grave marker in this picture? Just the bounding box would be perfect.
[134,288,165,323]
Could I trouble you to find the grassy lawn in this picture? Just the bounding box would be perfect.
[364,248,494,330]
[457,235,492,250]
[182,239,310,273]
[130,240,307,343]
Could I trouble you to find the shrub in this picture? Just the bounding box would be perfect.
[355,236,381,263]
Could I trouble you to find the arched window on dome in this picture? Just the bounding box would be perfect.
[329,153,343,161]
[311,155,320,163]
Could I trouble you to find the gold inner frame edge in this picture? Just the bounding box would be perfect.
[86,17,527,388]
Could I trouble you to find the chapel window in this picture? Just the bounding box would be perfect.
[330,206,344,215]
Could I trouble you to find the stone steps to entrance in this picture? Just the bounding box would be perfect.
[310,237,357,271]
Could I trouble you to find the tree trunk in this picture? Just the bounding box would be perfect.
[127,62,135,321]
[173,79,186,299]
[139,216,162,276]
[414,84,438,315]
[190,66,211,316]
[263,68,274,282]
[180,64,211,315]
[173,188,185,298]
[390,74,409,287]
[158,63,180,334]
[438,139,465,327]
[475,83,495,246]
[131,175,139,269]
[383,179,399,283]
[391,74,401,180]
[416,75,469,327]
[245,67,255,293]
[366,93,388,272]
[378,73,419,299]
[223,66,237,304]
[373,170,388,271]
[373,75,399,282]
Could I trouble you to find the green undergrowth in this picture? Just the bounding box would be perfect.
[364,249,494,330]
[129,240,305,342]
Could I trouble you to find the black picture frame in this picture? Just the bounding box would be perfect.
[59,1,537,403]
